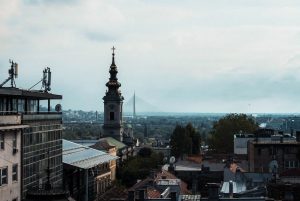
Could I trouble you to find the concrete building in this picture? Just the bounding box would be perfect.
[128,170,190,201]
[90,139,117,181]
[62,140,118,201]
[0,86,63,199]
[248,138,300,174]
[0,122,27,201]
[234,129,296,155]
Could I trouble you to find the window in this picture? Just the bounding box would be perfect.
[110,112,114,120]
[12,164,18,181]
[12,99,17,113]
[0,167,8,186]
[0,134,4,150]
[285,160,300,168]
[18,99,25,113]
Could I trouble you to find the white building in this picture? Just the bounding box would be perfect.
[0,116,28,201]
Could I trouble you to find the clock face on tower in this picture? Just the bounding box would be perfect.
[109,104,115,110]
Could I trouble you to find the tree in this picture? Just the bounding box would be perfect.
[117,148,163,187]
[170,125,186,158]
[170,123,201,158]
[138,147,153,158]
[208,113,258,153]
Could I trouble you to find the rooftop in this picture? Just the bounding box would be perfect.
[250,141,300,145]
[62,140,118,169]
[0,87,62,100]
[100,137,127,150]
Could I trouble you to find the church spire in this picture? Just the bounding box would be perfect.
[102,47,124,142]
[104,46,123,99]
[111,46,116,66]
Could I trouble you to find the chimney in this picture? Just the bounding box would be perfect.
[170,192,177,201]
[229,180,233,198]
[128,191,135,201]
[139,189,145,201]
[207,183,219,201]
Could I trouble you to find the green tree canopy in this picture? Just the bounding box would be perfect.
[208,113,258,153]
[117,148,163,187]
[170,123,201,158]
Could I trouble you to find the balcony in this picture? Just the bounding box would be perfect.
[0,113,21,125]
[22,112,62,121]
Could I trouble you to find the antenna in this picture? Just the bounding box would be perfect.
[0,60,19,88]
[29,67,52,92]
[42,67,51,92]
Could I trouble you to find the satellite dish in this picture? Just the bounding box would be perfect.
[169,156,175,164]
[55,104,62,112]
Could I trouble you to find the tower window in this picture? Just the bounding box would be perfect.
[110,112,115,120]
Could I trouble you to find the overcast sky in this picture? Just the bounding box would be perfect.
[1,0,300,113]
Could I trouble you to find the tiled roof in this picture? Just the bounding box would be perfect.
[129,178,153,191]
[96,186,127,201]
[91,140,116,151]
[156,170,191,194]
[62,140,118,169]
[147,187,161,198]
[100,137,127,150]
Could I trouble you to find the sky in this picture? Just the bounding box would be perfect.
[1,0,300,113]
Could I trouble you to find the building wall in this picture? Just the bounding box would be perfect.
[21,117,63,197]
[64,163,112,201]
[234,136,296,155]
[103,102,123,125]
[108,147,117,181]
[0,129,21,201]
[281,177,300,184]
[103,101,124,142]
[248,142,300,173]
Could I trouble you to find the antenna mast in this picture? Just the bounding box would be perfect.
[28,67,52,92]
[0,60,18,88]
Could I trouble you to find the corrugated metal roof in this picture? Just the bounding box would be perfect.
[220,181,246,194]
[63,140,118,169]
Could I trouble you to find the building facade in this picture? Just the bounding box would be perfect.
[62,140,118,201]
[0,121,26,201]
[234,131,296,155]
[0,87,63,199]
[102,48,124,142]
[248,140,300,174]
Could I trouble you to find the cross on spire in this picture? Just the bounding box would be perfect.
[112,46,116,55]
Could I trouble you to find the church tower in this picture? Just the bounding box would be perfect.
[102,47,124,141]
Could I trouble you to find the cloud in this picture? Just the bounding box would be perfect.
[1,0,300,112]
